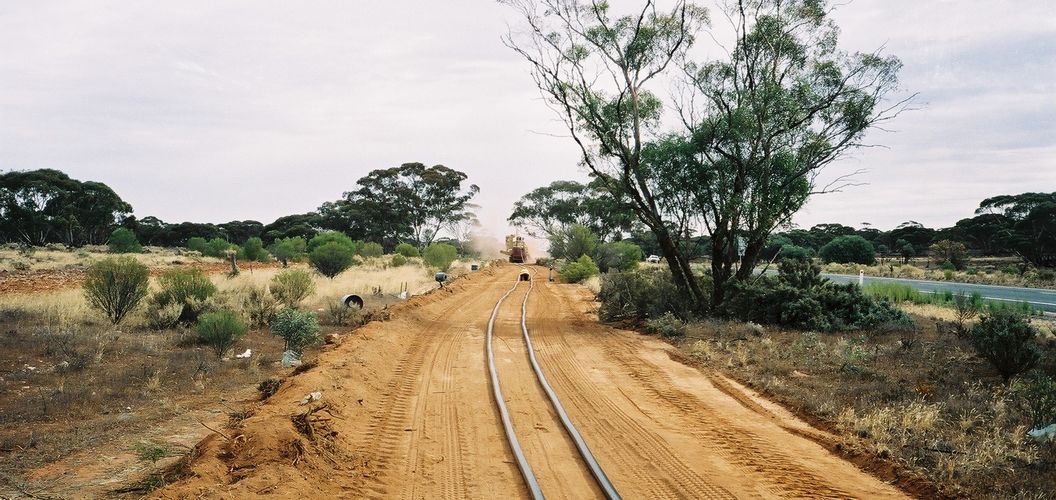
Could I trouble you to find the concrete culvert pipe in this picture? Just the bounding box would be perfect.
[519,270,530,281]
[342,294,364,309]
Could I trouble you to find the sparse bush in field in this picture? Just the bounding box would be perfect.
[269,269,315,308]
[270,308,320,354]
[145,302,183,330]
[150,268,218,324]
[819,235,876,265]
[967,310,1041,383]
[197,310,246,359]
[954,292,981,334]
[324,298,358,326]
[309,242,356,278]
[83,256,150,325]
[202,238,234,258]
[134,441,172,465]
[394,242,419,257]
[242,236,266,262]
[597,268,702,322]
[391,254,408,267]
[559,254,600,283]
[930,240,969,271]
[107,227,142,253]
[1012,373,1056,428]
[358,242,384,258]
[268,236,307,267]
[644,312,687,338]
[423,243,458,271]
[593,241,642,272]
[307,231,357,253]
[242,285,278,328]
[186,237,208,254]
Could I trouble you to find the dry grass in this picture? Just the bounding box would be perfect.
[822,261,1056,290]
[0,245,219,273]
[677,316,1056,498]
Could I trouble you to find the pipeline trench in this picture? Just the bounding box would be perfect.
[157,265,909,499]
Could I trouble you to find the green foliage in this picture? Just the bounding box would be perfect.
[242,285,278,328]
[597,268,704,322]
[269,269,316,308]
[777,255,826,290]
[82,256,150,325]
[594,241,642,272]
[721,278,912,332]
[358,242,384,258]
[197,310,246,359]
[107,227,142,253]
[242,236,266,261]
[644,312,687,338]
[864,283,1040,316]
[508,179,636,240]
[967,310,1041,383]
[186,236,208,254]
[549,224,598,261]
[150,268,218,324]
[423,243,458,271]
[559,255,600,283]
[394,242,420,257]
[819,236,876,265]
[930,240,969,270]
[778,244,812,261]
[391,254,408,267]
[1011,373,1056,428]
[268,236,307,267]
[307,231,357,253]
[202,237,234,258]
[134,441,171,465]
[270,308,321,354]
[309,242,356,279]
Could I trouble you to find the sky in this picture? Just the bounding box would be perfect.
[1,1,1054,239]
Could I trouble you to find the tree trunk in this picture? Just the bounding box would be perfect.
[653,227,708,315]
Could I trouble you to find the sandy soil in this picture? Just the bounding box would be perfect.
[156,265,909,499]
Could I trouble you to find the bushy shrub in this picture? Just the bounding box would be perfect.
[358,242,384,258]
[270,308,321,354]
[307,231,356,253]
[967,310,1041,383]
[391,254,408,267]
[186,237,208,254]
[107,228,142,254]
[83,256,150,325]
[644,312,687,338]
[269,269,315,307]
[778,244,813,261]
[242,285,278,328]
[150,268,218,324]
[1012,373,1056,428]
[242,237,266,262]
[819,235,876,265]
[721,278,911,332]
[309,242,356,279]
[197,310,246,359]
[594,241,642,272]
[559,255,600,283]
[394,242,420,257]
[549,224,598,261]
[777,254,826,290]
[929,240,969,270]
[268,236,307,267]
[597,268,702,322]
[423,243,458,271]
[203,238,234,258]
[323,298,358,326]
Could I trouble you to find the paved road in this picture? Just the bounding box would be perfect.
[823,273,1056,313]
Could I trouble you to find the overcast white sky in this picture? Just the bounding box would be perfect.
[1,1,1053,238]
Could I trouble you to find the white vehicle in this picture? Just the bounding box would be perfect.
[645,254,662,263]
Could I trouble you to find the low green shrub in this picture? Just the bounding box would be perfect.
[307,231,357,253]
[270,308,321,354]
[593,241,642,272]
[269,269,315,308]
[268,237,307,267]
[309,242,356,279]
[83,256,150,325]
[186,237,208,254]
[358,242,384,258]
[197,310,246,359]
[597,268,703,322]
[644,312,687,338]
[149,268,217,324]
[819,235,875,265]
[559,255,599,283]
[967,310,1041,383]
[242,237,267,262]
[394,243,420,257]
[107,228,142,254]
[391,254,408,267]
[203,238,234,258]
[423,243,458,271]
[242,285,278,328]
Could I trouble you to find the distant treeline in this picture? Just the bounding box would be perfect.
[0,165,479,252]
[510,180,1056,268]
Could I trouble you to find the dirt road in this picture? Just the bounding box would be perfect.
[159,265,908,499]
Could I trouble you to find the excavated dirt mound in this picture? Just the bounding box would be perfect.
[156,265,911,499]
